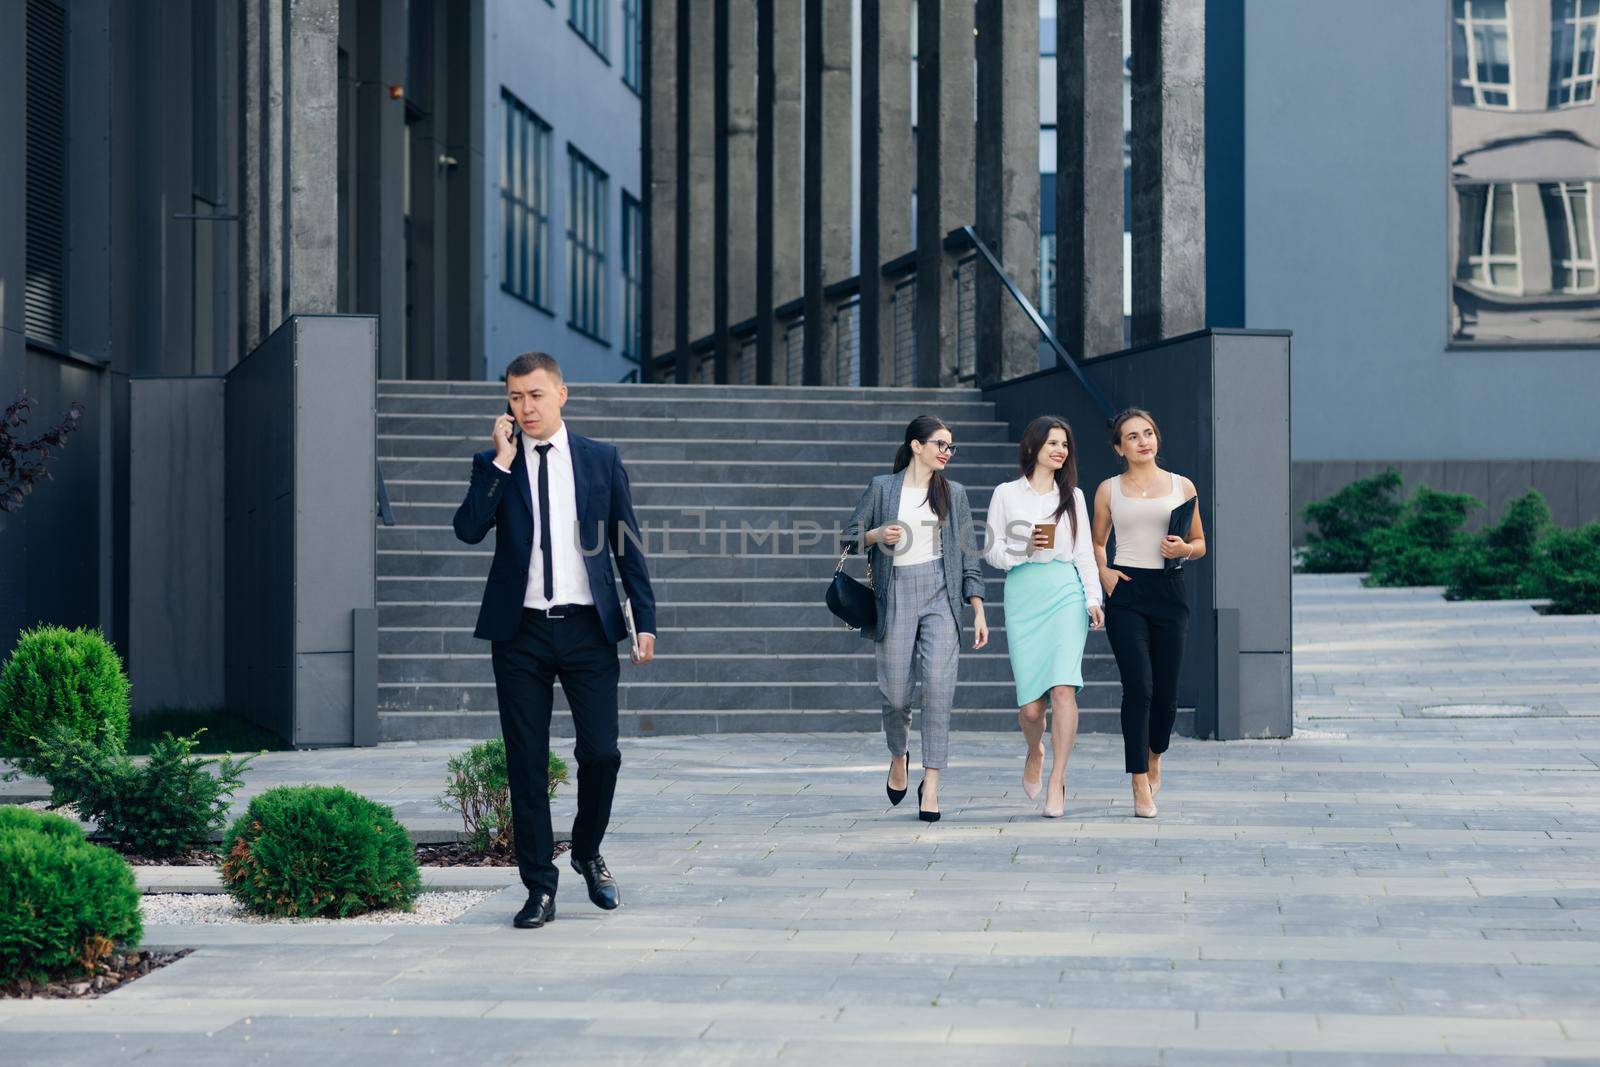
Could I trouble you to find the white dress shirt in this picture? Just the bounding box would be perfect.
[493,424,595,609]
[983,477,1103,609]
[892,482,942,566]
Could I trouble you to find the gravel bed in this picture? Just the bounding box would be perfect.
[142,891,495,925]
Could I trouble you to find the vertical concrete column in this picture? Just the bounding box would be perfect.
[975,0,1040,385]
[714,0,732,382]
[241,0,287,349]
[241,0,261,351]
[725,0,758,330]
[648,0,679,371]
[803,0,852,386]
[1131,0,1205,345]
[1058,0,1124,360]
[354,0,407,378]
[286,0,339,313]
[860,0,913,387]
[688,0,716,355]
[755,0,775,381]
[915,0,975,387]
[770,0,804,380]
[674,0,692,379]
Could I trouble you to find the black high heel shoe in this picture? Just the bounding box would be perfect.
[917,779,941,823]
[886,752,909,806]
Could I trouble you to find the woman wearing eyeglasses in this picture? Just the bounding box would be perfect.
[983,416,1104,819]
[843,415,988,823]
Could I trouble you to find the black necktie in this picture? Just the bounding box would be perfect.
[535,443,554,602]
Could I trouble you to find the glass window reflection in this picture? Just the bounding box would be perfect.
[1450,0,1600,344]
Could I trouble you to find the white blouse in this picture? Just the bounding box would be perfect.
[983,478,1103,609]
[892,483,942,566]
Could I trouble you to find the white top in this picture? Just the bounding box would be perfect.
[493,423,596,609]
[983,477,1102,609]
[891,481,943,566]
[1108,471,1188,570]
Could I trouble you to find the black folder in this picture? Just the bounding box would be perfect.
[1165,496,1198,571]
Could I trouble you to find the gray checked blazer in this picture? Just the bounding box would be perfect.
[842,468,987,643]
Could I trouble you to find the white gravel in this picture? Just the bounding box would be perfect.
[141,891,495,925]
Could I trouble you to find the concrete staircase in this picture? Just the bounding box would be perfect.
[375,381,1192,742]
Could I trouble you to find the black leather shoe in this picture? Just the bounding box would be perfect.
[513,891,556,929]
[917,779,941,823]
[886,751,910,806]
[571,854,621,910]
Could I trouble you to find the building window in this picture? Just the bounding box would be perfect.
[24,0,68,350]
[1457,183,1523,294]
[1542,181,1599,292]
[1550,0,1600,106]
[501,91,552,309]
[622,0,641,91]
[1453,0,1515,109]
[570,0,608,60]
[622,192,642,360]
[567,146,609,341]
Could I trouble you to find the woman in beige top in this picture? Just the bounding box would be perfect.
[1091,408,1206,819]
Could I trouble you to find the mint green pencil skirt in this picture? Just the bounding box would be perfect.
[1003,559,1089,707]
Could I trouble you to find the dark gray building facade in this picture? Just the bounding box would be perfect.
[0,0,480,675]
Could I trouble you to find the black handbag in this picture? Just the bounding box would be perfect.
[826,545,877,631]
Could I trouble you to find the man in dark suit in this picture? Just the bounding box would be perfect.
[453,351,657,929]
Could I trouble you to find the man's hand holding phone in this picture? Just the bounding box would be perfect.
[493,411,517,468]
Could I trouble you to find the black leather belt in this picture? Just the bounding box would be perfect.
[524,603,597,619]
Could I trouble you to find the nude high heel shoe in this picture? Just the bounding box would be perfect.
[1132,777,1158,819]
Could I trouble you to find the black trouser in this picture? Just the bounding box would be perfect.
[1104,567,1189,774]
[490,606,622,896]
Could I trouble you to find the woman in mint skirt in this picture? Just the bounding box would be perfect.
[983,417,1105,818]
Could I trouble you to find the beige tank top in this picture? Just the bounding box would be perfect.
[1109,472,1187,569]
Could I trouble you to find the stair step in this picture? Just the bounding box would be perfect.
[379,380,984,403]
[377,625,1112,657]
[378,414,1014,442]
[377,707,1194,742]
[372,518,1004,556]
[378,435,1023,463]
[376,651,1120,685]
[377,394,997,420]
[376,601,1101,632]
[378,480,1005,509]
[378,454,1018,484]
[378,679,1126,713]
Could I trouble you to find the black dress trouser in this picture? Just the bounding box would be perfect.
[1104,567,1190,774]
[490,606,622,896]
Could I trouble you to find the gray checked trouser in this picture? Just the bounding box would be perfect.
[876,557,959,769]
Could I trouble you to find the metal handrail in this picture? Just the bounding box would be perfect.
[952,225,1116,419]
[375,457,396,527]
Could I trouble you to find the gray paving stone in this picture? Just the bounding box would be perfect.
[3,576,1599,1060]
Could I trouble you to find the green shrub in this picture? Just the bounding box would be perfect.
[26,726,253,860]
[1446,491,1553,601]
[0,819,141,985]
[1535,522,1600,614]
[1365,486,1481,587]
[0,626,130,768]
[436,739,568,857]
[1299,467,1406,573]
[0,804,84,842]
[221,785,421,918]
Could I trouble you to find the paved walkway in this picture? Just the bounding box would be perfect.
[2,576,1598,1064]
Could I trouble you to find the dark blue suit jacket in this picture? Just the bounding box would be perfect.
[452,429,657,645]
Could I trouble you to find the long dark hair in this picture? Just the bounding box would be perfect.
[1018,416,1079,540]
[892,415,952,523]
